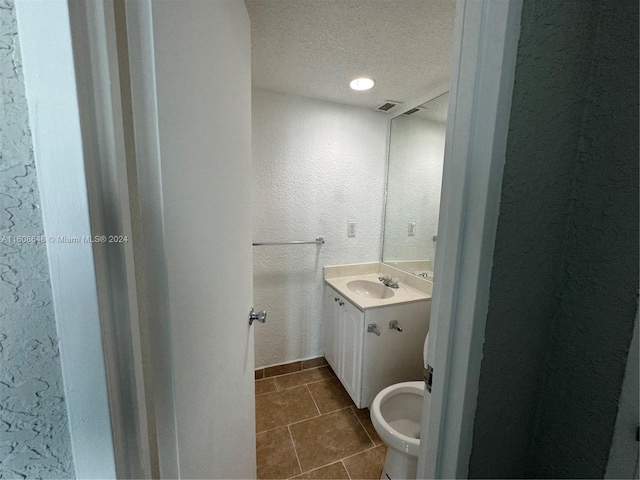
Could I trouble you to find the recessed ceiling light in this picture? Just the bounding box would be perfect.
[350,77,375,91]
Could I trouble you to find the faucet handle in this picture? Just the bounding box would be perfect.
[389,320,403,332]
[379,274,397,287]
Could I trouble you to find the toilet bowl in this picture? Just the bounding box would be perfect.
[371,381,424,479]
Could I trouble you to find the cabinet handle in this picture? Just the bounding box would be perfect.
[339,301,344,306]
[367,324,381,336]
[334,297,340,302]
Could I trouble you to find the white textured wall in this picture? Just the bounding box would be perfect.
[252,88,388,368]
[383,115,446,264]
[0,1,73,477]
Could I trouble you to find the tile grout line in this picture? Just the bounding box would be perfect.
[256,405,353,436]
[287,424,304,477]
[255,378,345,404]
[304,376,335,387]
[256,383,381,478]
[305,383,322,417]
[256,390,356,434]
[284,365,328,377]
[274,375,335,393]
[317,401,357,416]
[341,460,352,480]
[277,374,334,391]
[286,461,344,480]
[255,383,306,399]
[259,357,327,377]
[350,406,376,446]
[255,391,277,397]
[256,404,351,433]
[256,377,381,477]
[340,443,380,462]
[295,405,351,427]
[263,367,332,392]
[255,378,277,396]
[293,442,380,478]
[262,363,328,380]
[296,400,377,474]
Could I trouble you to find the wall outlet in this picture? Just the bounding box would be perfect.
[408,222,416,236]
[347,222,356,237]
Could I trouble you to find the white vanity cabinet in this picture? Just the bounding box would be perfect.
[324,287,365,403]
[323,285,430,408]
[323,288,341,368]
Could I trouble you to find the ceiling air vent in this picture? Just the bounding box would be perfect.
[374,100,402,113]
[403,107,421,116]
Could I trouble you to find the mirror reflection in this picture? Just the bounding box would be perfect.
[382,92,449,280]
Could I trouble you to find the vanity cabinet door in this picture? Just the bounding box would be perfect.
[339,300,365,406]
[323,286,341,371]
[360,300,430,407]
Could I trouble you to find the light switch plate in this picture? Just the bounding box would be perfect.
[347,222,356,237]
[408,222,416,236]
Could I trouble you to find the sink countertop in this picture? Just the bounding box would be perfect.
[325,273,431,311]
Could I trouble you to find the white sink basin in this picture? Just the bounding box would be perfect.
[347,280,395,299]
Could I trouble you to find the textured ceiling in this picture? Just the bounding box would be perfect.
[245,0,456,111]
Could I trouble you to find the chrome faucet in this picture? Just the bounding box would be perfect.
[378,274,399,289]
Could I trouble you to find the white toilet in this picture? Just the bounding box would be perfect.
[371,332,430,479]
[370,381,425,479]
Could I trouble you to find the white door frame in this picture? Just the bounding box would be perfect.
[61,0,182,476]
[66,2,160,477]
[120,0,181,476]
[418,0,523,478]
[15,0,148,477]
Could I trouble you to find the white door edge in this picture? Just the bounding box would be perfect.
[417,1,523,478]
[65,1,155,477]
[122,0,182,476]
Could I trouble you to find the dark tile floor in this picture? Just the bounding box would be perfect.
[255,363,386,479]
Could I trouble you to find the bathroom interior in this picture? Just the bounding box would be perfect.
[6,0,637,478]
[247,1,454,478]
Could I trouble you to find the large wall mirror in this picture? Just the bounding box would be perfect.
[382,92,449,280]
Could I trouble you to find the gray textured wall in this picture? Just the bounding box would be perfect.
[468,0,638,478]
[528,0,639,476]
[0,0,75,477]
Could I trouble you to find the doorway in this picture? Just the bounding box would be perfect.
[15,0,528,477]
